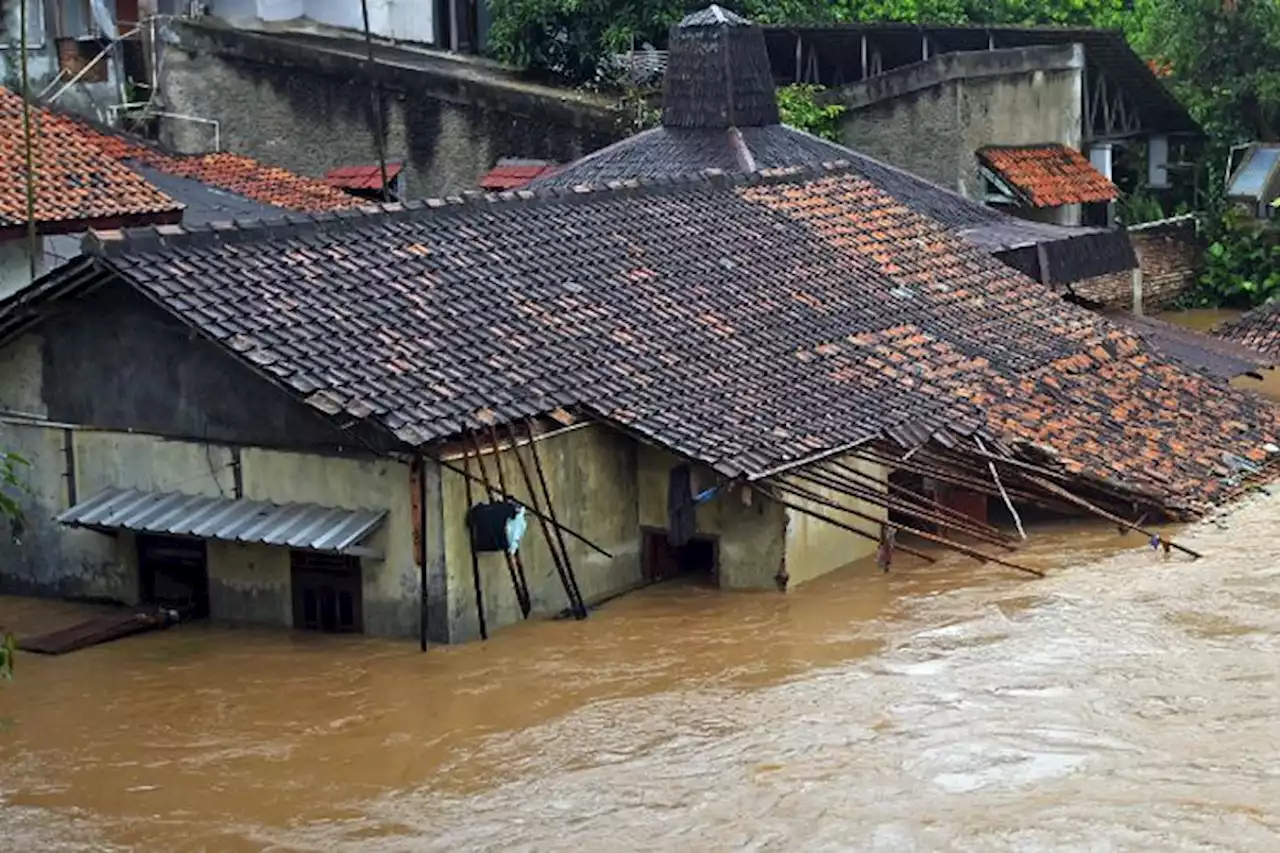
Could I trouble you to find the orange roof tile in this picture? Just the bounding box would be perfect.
[325,163,404,192]
[978,144,1119,208]
[58,108,363,214]
[0,87,183,236]
[478,159,558,191]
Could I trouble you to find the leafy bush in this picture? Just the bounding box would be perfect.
[776,84,846,141]
[1193,212,1280,307]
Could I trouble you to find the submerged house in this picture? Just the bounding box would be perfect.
[1,158,1278,643]
[530,7,1137,294]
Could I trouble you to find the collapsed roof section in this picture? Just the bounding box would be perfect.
[1215,303,1280,360]
[528,8,1135,287]
[5,163,1277,519]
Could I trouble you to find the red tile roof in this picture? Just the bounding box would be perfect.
[1215,303,1280,359]
[61,111,362,214]
[0,87,183,236]
[978,144,1120,208]
[478,159,558,191]
[325,163,404,192]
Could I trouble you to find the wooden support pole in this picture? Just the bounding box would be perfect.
[503,421,584,619]
[791,469,1017,551]
[770,478,1044,578]
[758,485,937,564]
[467,429,530,617]
[854,447,1073,513]
[432,456,613,559]
[461,440,487,640]
[1014,470,1203,560]
[976,436,1026,540]
[824,460,1016,544]
[487,423,531,617]
[525,417,587,618]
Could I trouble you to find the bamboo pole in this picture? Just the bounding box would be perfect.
[461,440,488,640]
[525,417,587,617]
[854,446,1074,513]
[758,485,936,564]
[825,459,1012,540]
[790,468,1017,551]
[502,421,585,619]
[487,423,532,617]
[1013,469,1203,560]
[976,436,1026,540]
[467,429,530,616]
[770,478,1045,578]
[20,0,38,281]
[431,456,613,558]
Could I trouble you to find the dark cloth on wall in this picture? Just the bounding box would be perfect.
[468,500,518,552]
[667,464,697,547]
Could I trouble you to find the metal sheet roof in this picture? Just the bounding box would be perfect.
[57,488,388,557]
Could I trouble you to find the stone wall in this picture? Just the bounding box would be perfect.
[1070,217,1201,312]
[835,44,1084,209]
[156,20,624,198]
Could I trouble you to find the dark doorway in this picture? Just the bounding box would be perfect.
[641,529,719,584]
[137,534,210,618]
[290,551,363,634]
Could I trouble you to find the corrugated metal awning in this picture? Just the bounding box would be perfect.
[56,488,388,559]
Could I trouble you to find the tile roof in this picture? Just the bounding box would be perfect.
[58,110,362,214]
[1214,302,1280,359]
[978,144,1120,208]
[1113,312,1274,381]
[477,159,559,191]
[531,125,1135,285]
[0,87,183,236]
[661,5,780,129]
[325,163,405,192]
[12,164,1279,517]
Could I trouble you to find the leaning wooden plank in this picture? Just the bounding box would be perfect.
[19,610,168,655]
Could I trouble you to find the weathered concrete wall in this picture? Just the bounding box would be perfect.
[0,238,44,300]
[156,21,624,197]
[836,45,1084,203]
[782,456,887,588]
[240,446,417,637]
[635,443,787,591]
[36,283,368,452]
[440,425,642,642]
[0,4,127,123]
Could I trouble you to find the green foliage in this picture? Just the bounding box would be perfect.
[776,84,846,141]
[1116,190,1166,226]
[1193,211,1280,307]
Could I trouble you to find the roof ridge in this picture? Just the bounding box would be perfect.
[82,159,862,257]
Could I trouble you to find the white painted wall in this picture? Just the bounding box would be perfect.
[206,0,435,45]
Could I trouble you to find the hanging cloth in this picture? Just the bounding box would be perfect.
[667,464,697,548]
[505,504,528,555]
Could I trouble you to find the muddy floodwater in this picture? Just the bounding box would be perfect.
[1155,307,1244,332]
[4,491,1280,851]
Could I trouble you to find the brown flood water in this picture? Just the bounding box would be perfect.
[2,494,1279,852]
[1155,307,1244,333]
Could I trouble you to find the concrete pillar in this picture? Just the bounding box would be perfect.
[1089,142,1116,227]
[423,456,452,643]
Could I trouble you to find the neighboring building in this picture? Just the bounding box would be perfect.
[1216,303,1280,361]
[976,143,1119,225]
[532,6,1136,292]
[1223,143,1280,220]
[762,23,1202,225]
[0,85,182,297]
[3,160,1279,643]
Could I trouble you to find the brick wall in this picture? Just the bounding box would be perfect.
[1068,217,1201,312]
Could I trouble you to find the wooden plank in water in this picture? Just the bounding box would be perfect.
[18,610,168,655]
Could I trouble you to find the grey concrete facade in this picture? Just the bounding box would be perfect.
[155,20,625,198]
[835,44,1086,226]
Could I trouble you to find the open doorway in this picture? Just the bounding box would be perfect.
[137,534,210,618]
[641,528,719,585]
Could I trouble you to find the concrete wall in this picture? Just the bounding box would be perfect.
[781,455,887,588]
[156,20,623,197]
[0,1,127,122]
[836,45,1084,207]
[440,425,644,642]
[0,237,43,301]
